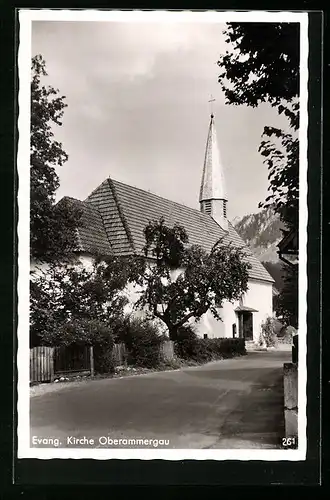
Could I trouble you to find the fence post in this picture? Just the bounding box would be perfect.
[50,347,55,382]
[283,362,298,437]
[90,346,95,377]
[292,334,298,364]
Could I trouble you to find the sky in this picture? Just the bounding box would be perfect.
[31,19,289,220]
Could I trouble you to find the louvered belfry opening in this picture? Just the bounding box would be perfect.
[223,200,227,219]
[201,199,227,219]
[201,200,212,215]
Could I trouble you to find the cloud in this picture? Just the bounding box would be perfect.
[31,20,287,219]
[33,21,226,84]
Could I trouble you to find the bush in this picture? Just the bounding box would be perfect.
[174,325,201,360]
[86,321,114,374]
[198,338,216,361]
[50,319,115,374]
[116,317,163,368]
[175,325,246,362]
[211,337,246,358]
[259,317,278,347]
[286,325,297,342]
[93,341,115,374]
[277,325,297,344]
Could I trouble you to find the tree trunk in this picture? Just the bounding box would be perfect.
[167,325,178,342]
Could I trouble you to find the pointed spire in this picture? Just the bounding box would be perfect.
[199,113,228,230]
[200,114,227,203]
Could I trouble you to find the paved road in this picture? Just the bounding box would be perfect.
[30,350,291,449]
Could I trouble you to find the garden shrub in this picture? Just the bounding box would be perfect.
[116,317,163,368]
[174,325,201,360]
[93,340,115,374]
[175,325,246,362]
[54,318,115,374]
[281,325,297,344]
[111,315,131,343]
[89,322,115,374]
[218,338,246,357]
[272,318,284,337]
[259,316,278,347]
[199,338,216,361]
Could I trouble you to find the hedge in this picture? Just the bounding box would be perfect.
[116,317,164,368]
[175,326,246,362]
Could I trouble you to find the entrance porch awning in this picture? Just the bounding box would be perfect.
[235,306,259,313]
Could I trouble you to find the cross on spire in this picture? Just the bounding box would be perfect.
[208,94,216,116]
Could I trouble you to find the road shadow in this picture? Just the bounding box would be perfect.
[214,372,285,448]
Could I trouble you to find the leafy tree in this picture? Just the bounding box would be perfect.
[30,54,82,262]
[274,263,298,328]
[258,125,298,230]
[218,22,299,228]
[135,218,251,341]
[218,22,300,326]
[218,23,299,123]
[29,256,135,347]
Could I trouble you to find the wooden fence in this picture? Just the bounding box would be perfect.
[30,340,175,384]
[110,341,175,365]
[30,346,55,383]
[54,344,91,376]
[112,343,127,366]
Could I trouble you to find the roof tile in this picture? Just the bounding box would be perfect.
[69,178,273,283]
[60,197,112,255]
[111,179,273,283]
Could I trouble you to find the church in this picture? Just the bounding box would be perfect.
[60,112,274,344]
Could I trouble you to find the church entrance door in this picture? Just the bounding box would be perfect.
[238,312,253,341]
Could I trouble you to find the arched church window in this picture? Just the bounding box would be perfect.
[232,324,237,337]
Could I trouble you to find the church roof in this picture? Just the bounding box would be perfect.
[65,177,274,283]
[60,196,112,255]
[199,114,227,202]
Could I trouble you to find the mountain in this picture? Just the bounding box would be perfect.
[234,208,286,292]
[234,207,284,263]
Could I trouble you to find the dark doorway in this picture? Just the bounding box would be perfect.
[238,312,253,340]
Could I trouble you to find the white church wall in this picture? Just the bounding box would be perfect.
[122,265,184,336]
[240,279,273,343]
[192,299,239,339]
[31,255,273,344]
[191,310,225,339]
[192,278,273,342]
[30,254,91,276]
[78,254,95,270]
[123,280,169,336]
[78,258,273,344]
[122,280,143,316]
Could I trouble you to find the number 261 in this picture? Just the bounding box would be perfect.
[282,437,296,447]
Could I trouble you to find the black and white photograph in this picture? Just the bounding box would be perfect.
[17,10,308,461]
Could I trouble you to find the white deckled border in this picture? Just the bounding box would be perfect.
[17,9,309,461]
[298,12,309,462]
[20,9,307,23]
[17,13,32,459]
[23,448,303,461]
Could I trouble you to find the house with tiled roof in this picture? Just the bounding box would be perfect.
[59,113,274,343]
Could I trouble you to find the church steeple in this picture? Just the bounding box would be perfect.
[199,112,228,231]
